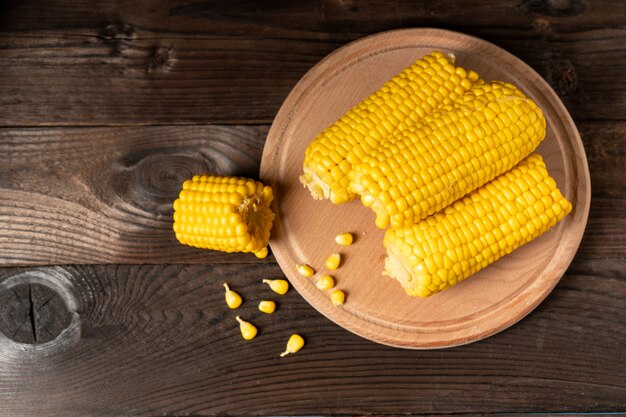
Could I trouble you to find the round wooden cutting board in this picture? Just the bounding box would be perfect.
[260,28,591,349]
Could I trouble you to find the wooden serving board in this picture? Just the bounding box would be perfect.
[260,28,591,349]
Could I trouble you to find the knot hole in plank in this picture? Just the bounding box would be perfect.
[114,150,208,215]
[0,283,71,345]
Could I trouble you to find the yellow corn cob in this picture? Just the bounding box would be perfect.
[350,81,547,229]
[383,154,572,297]
[300,51,481,204]
[172,175,274,255]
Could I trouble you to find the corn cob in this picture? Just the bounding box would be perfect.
[172,175,274,255]
[383,154,572,297]
[350,81,547,229]
[300,51,481,204]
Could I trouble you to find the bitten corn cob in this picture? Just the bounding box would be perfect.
[173,175,274,255]
[300,51,481,204]
[350,81,547,229]
[383,154,572,297]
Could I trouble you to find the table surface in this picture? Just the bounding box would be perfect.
[0,1,624,416]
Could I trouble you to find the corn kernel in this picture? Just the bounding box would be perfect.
[258,300,276,314]
[262,279,289,295]
[335,232,354,246]
[280,334,305,357]
[254,247,269,259]
[235,316,257,340]
[296,264,315,277]
[325,253,341,270]
[330,289,346,306]
[316,275,335,290]
[223,283,242,309]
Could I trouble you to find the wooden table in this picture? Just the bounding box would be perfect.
[0,1,624,416]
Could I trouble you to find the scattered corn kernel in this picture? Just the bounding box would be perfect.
[296,264,315,277]
[235,316,257,340]
[280,334,305,357]
[258,300,276,314]
[330,289,345,306]
[254,247,269,259]
[223,283,242,309]
[316,275,335,290]
[335,233,353,246]
[262,279,289,295]
[325,253,341,270]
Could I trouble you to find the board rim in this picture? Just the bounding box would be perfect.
[260,28,591,349]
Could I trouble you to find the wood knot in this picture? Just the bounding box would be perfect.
[148,47,174,72]
[517,0,586,17]
[113,150,210,216]
[550,60,578,95]
[0,283,71,344]
[533,18,551,31]
[101,22,135,40]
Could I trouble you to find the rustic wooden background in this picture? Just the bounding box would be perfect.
[0,0,624,416]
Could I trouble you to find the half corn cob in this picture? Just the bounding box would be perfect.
[300,51,481,204]
[349,81,547,229]
[173,175,274,255]
[383,154,572,297]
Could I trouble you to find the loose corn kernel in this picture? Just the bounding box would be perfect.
[254,247,269,259]
[316,275,335,290]
[258,300,276,314]
[335,232,354,246]
[325,253,341,270]
[223,283,242,309]
[330,289,346,306]
[235,316,257,340]
[383,154,572,297]
[296,264,315,277]
[262,279,289,295]
[280,334,305,357]
[300,51,482,204]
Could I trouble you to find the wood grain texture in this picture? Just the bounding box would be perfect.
[0,263,623,417]
[0,125,269,265]
[0,0,625,125]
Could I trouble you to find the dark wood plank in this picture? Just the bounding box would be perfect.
[0,125,269,265]
[0,0,624,126]
[0,263,623,417]
[1,121,623,266]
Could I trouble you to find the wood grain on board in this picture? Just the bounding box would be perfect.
[0,0,625,125]
[0,263,623,416]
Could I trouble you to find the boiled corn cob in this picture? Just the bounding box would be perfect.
[173,175,274,255]
[300,51,481,204]
[383,154,572,297]
[350,81,547,229]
